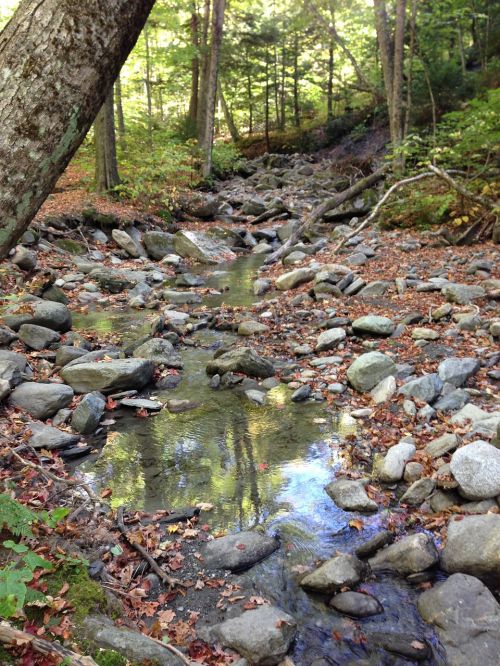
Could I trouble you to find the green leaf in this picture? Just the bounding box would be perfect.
[110,544,123,556]
[22,551,53,571]
[2,540,29,554]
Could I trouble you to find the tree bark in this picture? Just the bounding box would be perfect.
[327,39,334,121]
[95,92,121,193]
[247,68,254,134]
[115,75,126,150]
[219,81,240,142]
[188,1,200,127]
[293,34,300,128]
[0,0,154,259]
[197,0,211,143]
[265,48,271,152]
[144,22,154,148]
[201,0,226,178]
[280,40,286,129]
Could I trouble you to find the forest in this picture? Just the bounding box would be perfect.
[0,0,499,665]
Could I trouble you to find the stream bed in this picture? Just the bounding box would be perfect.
[73,255,443,665]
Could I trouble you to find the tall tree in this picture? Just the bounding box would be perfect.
[0,0,154,259]
[95,92,121,193]
[196,0,212,143]
[188,1,200,128]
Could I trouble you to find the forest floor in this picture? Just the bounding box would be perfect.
[0,153,499,665]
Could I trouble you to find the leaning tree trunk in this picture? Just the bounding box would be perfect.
[95,92,121,193]
[0,0,154,259]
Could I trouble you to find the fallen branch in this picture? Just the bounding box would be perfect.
[428,163,497,210]
[116,506,182,589]
[0,622,97,666]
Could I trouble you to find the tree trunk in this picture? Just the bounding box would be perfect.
[219,81,240,142]
[115,75,126,150]
[95,92,120,193]
[188,2,200,127]
[280,40,286,129]
[293,34,300,128]
[144,22,154,148]
[327,39,334,121]
[265,48,271,152]
[247,69,254,134]
[373,0,394,128]
[273,41,280,129]
[0,0,153,259]
[197,0,211,143]
[403,0,417,140]
[201,0,226,178]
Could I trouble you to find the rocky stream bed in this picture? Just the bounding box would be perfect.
[1,152,499,665]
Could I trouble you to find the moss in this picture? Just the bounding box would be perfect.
[0,645,15,664]
[46,563,107,623]
[92,649,128,666]
[54,238,87,255]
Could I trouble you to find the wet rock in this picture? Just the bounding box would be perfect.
[355,530,394,558]
[173,230,236,264]
[111,228,145,258]
[55,346,88,367]
[59,445,92,460]
[346,352,397,392]
[442,283,485,304]
[4,299,72,332]
[374,439,416,483]
[206,347,274,379]
[162,289,202,305]
[90,268,147,293]
[399,373,443,403]
[132,338,182,369]
[71,392,106,434]
[245,389,266,405]
[450,440,500,499]
[329,591,382,618]
[291,384,312,402]
[166,399,199,413]
[121,398,162,411]
[275,267,315,291]
[325,478,378,512]
[61,359,154,394]
[368,533,439,575]
[253,278,272,296]
[28,422,80,450]
[238,320,269,336]
[203,531,279,572]
[352,315,395,337]
[200,606,296,666]
[11,245,37,271]
[174,273,205,288]
[18,324,60,350]
[417,573,500,666]
[369,632,430,661]
[300,554,369,594]
[143,231,174,260]
[370,375,396,405]
[400,478,436,506]
[438,357,480,387]
[316,328,346,352]
[10,382,73,419]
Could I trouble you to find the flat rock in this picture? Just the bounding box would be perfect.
[132,338,182,369]
[346,352,397,392]
[316,327,346,352]
[89,268,148,293]
[166,399,199,413]
[65,349,120,368]
[61,359,154,394]
[121,398,162,411]
[325,478,378,512]
[206,347,274,379]
[28,422,80,450]
[10,382,74,419]
[352,315,395,337]
[200,606,296,666]
[275,267,315,291]
[300,554,368,594]
[55,346,89,367]
[4,299,72,332]
[162,289,202,305]
[438,357,480,387]
[369,632,430,661]
[71,392,106,434]
[203,531,279,572]
[368,533,439,575]
[425,433,458,458]
[173,230,236,264]
[450,440,500,499]
[417,573,500,666]
[441,515,500,582]
[329,591,382,618]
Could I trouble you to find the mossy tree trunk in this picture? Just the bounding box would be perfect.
[0,0,154,259]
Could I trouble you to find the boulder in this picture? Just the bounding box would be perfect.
[325,478,378,512]
[329,592,383,618]
[4,299,71,332]
[18,324,60,350]
[173,230,236,264]
[450,440,500,499]
[203,531,279,572]
[438,357,480,387]
[253,278,272,296]
[28,422,80,450]
[400,478,436,506]
[55,346,89,367]
[399,373,443,403]
[417,573,500,666]
[206,347,274,379]
[300,554,368,594]
[10,382,74,419]
[291,384,312,402]
[275,267,315,291]
[89,268,148,293]
[132,338,183,369]
[111,228,145,258]
[374,440,416,482]
[370,375,396,404]
[184,194,220,219]
[346,352,397,392]
[238,321,270,336]
[368,533,439,575]
[442,514,500,582]
[442,283,485,304]
[355,531,394,558]
[352,315,395,337]
[200,606,296,666]
[316,328,346,352]
[143,231,174,260]
[61,359,154,394]
[0,325,17,346]
[425,433,458,458]
[450,403,500,437]
[11,245,37,271]
[71,392,106,434]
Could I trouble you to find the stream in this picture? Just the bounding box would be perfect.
[73,255,444,665]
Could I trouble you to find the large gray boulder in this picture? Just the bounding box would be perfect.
[200,606,297,666]
[300,554,368,593]
[450,440,500,499]
[28,422,80,450]
[417,573,500,666]
[368,533,439,575]
[346,352,397,392]
[438,357,480,387]
[4,299,72,332]
[203,531,279,572]
[61,359,154,393]
[10,382,74,419]
[18,324,60,350]
[441,515,500,582]
[352,315,395,337]
[325,478,378,512]
[206,347,274,379]
[275,267,315,291]
[399,373,443,403]
[329,591,383,618]
[143,231,174,260]
[71,392,106,435]
[173,230,236,264]
[132,338,182,369]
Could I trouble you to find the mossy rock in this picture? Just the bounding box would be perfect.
[45,562,107,623]
[82,208,120,228]
[54,239,87,255]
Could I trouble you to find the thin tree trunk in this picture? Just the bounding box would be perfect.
[201,0,226,178]
[327,39,334,121]
[293,34,300,128]
[219,81,240,142]
[456,21,467,75]
[280,40,286,129]
[188,2,200,127]
[115,75,126,150]
[392,0,407,162]
[265,48,271,151]
[403,0,417,140]
[95,92,120,193]
[247,69,253,134]
[197,0,211,143]
[273,41,280,128]
[144,22,153,148]
[374,0,394,134]
[0,0,154,259]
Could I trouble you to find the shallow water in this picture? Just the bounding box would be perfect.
[74,254,443,664]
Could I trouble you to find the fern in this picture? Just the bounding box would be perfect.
[0,494,37,538]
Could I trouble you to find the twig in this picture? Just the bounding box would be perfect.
[116,506,182,589]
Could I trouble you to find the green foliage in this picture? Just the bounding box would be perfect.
[211,142,244,178]
[0,494,37,537]
[45,562,107,624]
